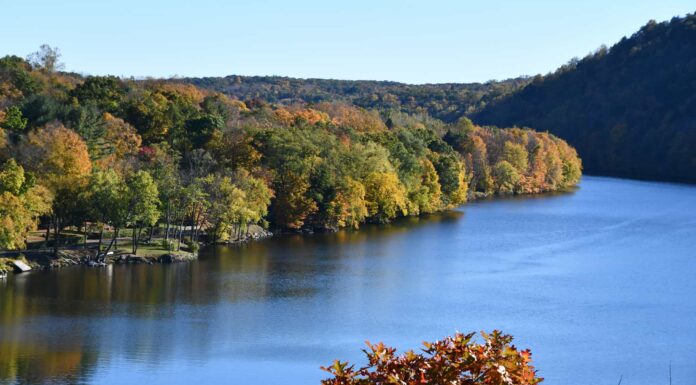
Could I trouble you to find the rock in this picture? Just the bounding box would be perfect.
[158,253,196,263]
[158,254,176,263]
[127,255,150,264]
[12,260,32,273]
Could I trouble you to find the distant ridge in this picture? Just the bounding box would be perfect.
[183,75,530,123]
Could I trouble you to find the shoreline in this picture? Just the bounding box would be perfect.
[0,225,277,277]
[0,187,579,278]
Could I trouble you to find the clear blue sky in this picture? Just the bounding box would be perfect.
[1,0,692,83]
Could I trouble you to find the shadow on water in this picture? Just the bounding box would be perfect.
[467,186,579,205]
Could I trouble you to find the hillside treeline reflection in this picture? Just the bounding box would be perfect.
[0,211,463,384]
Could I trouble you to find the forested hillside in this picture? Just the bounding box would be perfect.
[186,13,695,184]
[474,13,696,183]
[184,76,530,123]
[0,50,580,251]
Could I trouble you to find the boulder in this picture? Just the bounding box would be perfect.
[127,255,151,264]
[158,253,196,263]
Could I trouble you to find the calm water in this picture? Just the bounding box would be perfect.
[1,176,695,385]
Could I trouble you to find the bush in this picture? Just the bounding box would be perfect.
[321,331,542,385]
[188,242,200,253]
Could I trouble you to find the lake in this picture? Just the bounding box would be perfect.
[1,176,695,385]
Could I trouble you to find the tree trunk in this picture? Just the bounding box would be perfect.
[134,225,144,255]
[164,203,171,243]
[44,223,50,250]
[97,227,104,259]
[177,218,185,251]
[53,218,60,257]
[83,221,88,249]
[132,224,138,254]
[192,208,201,242]
[101,227,119,261]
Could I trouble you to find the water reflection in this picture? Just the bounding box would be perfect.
[0,210,464,385]
[1,178,695,385]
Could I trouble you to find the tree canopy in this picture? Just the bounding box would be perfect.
[0,50,581,251]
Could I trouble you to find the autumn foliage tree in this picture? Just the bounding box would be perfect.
[0,159,52,250]
[0,50,582,253]
[16,122,91,254]
[321,331,542,385]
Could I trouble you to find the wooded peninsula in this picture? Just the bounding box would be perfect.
[0,49,581,261]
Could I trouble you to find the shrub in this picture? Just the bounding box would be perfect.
[321,331,542,385]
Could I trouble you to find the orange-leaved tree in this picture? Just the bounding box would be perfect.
[321,331,542,385]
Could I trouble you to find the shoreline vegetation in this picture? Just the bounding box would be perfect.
[0,48,581,276]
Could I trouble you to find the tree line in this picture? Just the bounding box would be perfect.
[0,48,581,253]
[184,75,530,123]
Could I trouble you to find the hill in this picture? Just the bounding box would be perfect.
[183,76,530,123]
[474,13,696,183]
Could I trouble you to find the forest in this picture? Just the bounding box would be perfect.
[474,14,696,183]
[0,48,581,254]
[187,13,695,184]
[183,75,530,123]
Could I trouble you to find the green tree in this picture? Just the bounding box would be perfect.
[492,160,521,194]
[141,143,181,243]
[433,154,467,207]
[197,174,247,242]
[85,169,126,257]
[71,76,128,113]
[125,170,160,254]
[184,114,224,148]
[1,106,27,131]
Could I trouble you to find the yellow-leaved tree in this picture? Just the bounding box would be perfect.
[16,122,91,254]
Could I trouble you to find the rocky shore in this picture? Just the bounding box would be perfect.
[0,248,197,277]
[0,224,275,277]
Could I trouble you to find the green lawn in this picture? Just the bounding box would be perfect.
[111,241,192,256]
